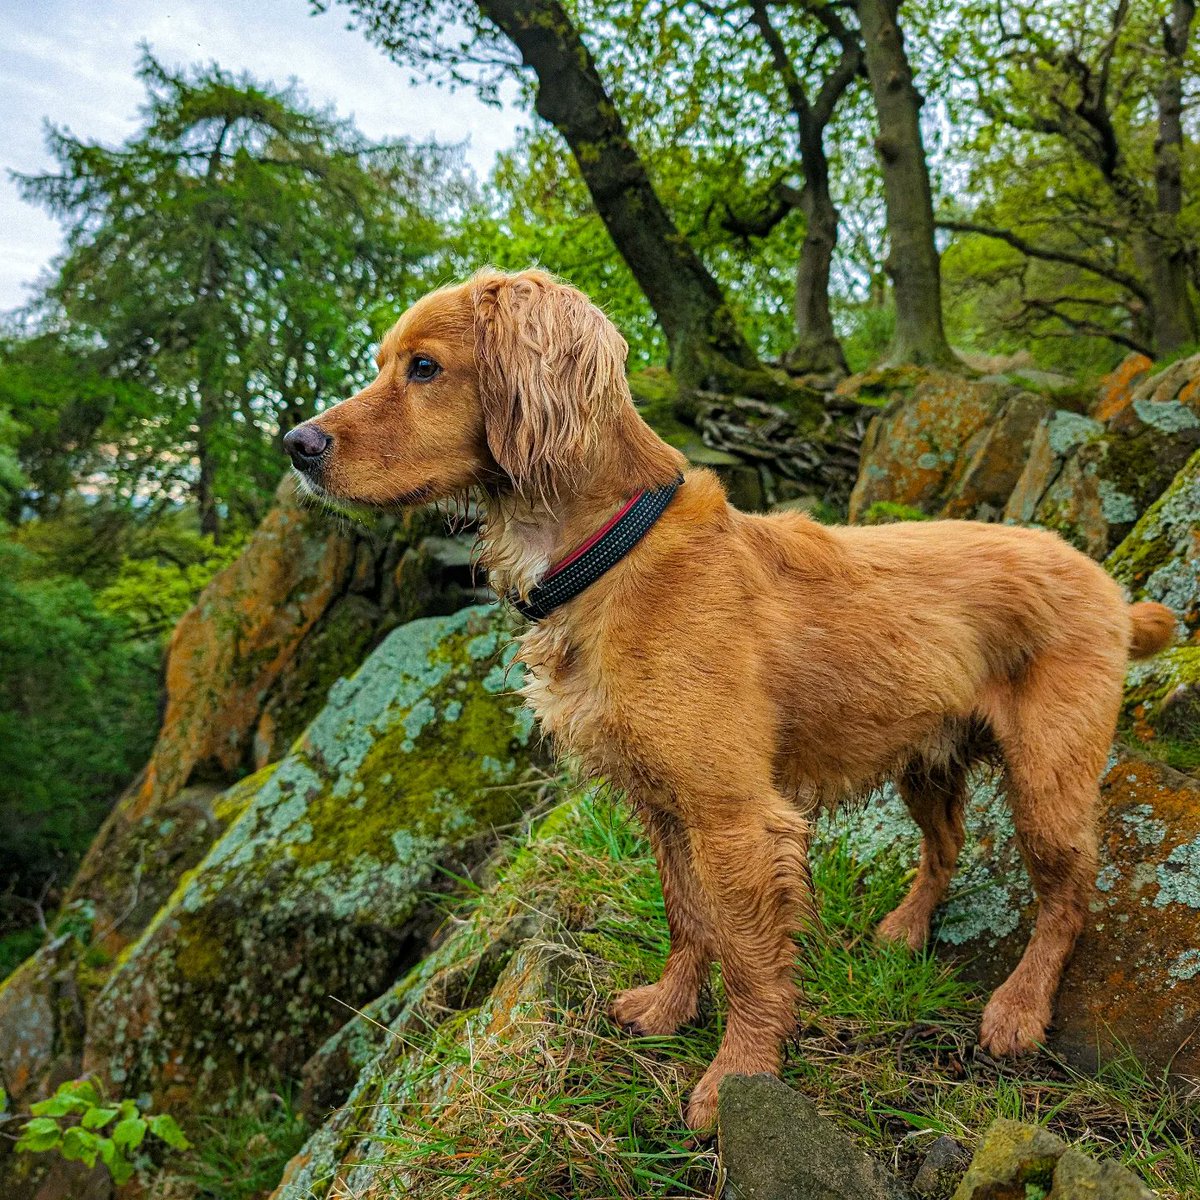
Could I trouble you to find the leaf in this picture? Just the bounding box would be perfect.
[111,1115,147,1152]
[81,1105,120,1130]
[30,1093,88,1117]
[62,1078,100,1105]
[148,1112,190,1150]
[59,1126,101,1167]
[0,1085,8,1112]
[17,1117,62,1153]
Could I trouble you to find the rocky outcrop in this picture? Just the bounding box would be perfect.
[82,605,536,1113]
[828,749,1200,1077]
[1109,449,1199,769]
[1003,355,1200,558]
[846,370,1049,523]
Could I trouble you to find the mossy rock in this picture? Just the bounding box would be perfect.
[1007,358,1200,559]
[823,749,1200,1078]
[848,374,1047,524]
[83,605,540,1114]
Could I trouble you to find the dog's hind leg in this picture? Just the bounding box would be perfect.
[610,802,715,1037]
[682,793,813,1129]
[877,760,968,950]
[978,654,1113,1057]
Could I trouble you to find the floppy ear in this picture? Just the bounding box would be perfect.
[473,270,628,497]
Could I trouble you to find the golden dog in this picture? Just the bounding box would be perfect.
[284,268,1175,1129]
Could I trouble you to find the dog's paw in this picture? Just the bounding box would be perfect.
[979,987,1050,1057]
[876,905,929,952]
[609,984,686,1037]
[684,1071,721,1131]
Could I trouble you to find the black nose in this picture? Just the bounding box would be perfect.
[283,424,331,468]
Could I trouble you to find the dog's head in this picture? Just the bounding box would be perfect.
[283,268,632,508]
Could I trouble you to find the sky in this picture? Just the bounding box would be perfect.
[0,0,524,313]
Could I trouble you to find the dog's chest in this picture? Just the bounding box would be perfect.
[515,623,613,766]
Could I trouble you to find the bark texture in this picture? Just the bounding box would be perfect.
[856,0,954,366]
[477,0,808,406]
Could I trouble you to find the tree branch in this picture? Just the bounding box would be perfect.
[938,218,1149,300]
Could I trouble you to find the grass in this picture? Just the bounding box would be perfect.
[320,789,1198,1199]
[161,1081,310,1200]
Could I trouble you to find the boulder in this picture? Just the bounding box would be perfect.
[1108,449,1199,768]
[847,371,1049,523]
[825,749,1200,1077]
[718,1073,911,1200]
[1004,355,1200,558]
[952,1118,1153,1200]
[81,605,537,1114]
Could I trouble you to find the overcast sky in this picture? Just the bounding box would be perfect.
[0,0,523,312]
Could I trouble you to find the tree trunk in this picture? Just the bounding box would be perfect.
[476,0,811,411]
[788,135,848,375]
[856,0,954,366]
[1148,0,1198,355]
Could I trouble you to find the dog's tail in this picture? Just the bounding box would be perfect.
[1128,601,1176,659]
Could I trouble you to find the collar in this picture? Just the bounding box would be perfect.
[506,474,683,622]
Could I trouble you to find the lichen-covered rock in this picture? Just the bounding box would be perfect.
[82,605,538,1112]
[951,1118,1153,1200]
[848,373,1048,523]
[1092,352,1154,422]
[1004,357,1200,558]
[824,750,1200,1077]
[1108,448,1200,639]
[1108,449,1200,768]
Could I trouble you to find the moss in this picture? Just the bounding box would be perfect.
[84,605,541,1112]
[862,500,933,525]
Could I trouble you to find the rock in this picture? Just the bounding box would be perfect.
[848,372,1049,523]
[82,605,538,1114]
[1108,449,1199,768]
[1093,353,1154,422]
[1004,356,1200,558]
[718,1073,911,1200]
[912,1136,971,1198]
[822,748,1200,1077]
[951,1118,1153,1200]
[1108,448,1200,640]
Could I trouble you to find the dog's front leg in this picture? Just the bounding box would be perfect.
[683,794,813,1130]
[611,801,715,1036]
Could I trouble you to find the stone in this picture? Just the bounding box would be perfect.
[819,749,1200,1077]
[1004,357,1200,559]
[1093,353,1154,423]
[1108,449,1199,767]
[82,605,539,1114]
[718,1073,911,1200]
[951,1118,1153,1200]
[847,372,1048,523]
[912,1135,971,1198]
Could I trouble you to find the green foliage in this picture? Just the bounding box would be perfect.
[12,50,467,537]
[15,1077,189,1187]
[0,537,159,926]
[167,1085,309,1200]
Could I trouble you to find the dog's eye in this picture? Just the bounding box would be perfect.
[408,354,441,382]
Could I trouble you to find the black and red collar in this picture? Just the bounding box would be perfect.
[507,475,683,622]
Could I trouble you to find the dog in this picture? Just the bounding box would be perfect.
[283,267,1176,1130]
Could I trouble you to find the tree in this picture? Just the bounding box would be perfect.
[941,0,1199,358]
[330,0,828,415]
[855,0,955,365]
[15,51,460,537]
